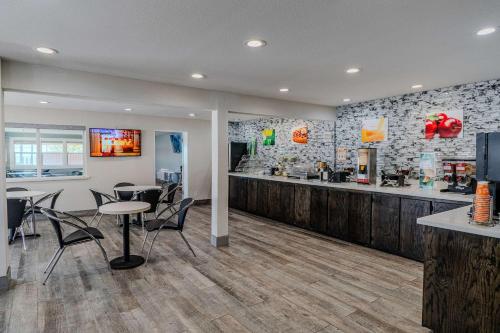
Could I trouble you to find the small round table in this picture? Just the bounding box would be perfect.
[6,190,46,240]
[99,201,151,269]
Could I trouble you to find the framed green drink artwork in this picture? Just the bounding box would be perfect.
[262,128,275,146]
[419,152,437,189]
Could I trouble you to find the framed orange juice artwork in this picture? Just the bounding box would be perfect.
[361,117,388,143]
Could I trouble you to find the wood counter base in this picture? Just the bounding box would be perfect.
[229,175,470,262]
[422,226,500,333]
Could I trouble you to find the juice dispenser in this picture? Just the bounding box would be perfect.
[357,148,377,184]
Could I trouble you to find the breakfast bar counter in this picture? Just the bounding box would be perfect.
[229,172,474,203]
[228,172,473,262]
[417,207,500,333]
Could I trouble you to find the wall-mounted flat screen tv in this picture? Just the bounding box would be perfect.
[89,128,142,157]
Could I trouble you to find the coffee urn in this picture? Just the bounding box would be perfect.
[357,148,377,184]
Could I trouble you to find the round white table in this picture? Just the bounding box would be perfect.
[6,190,46,240]
[99,201,151,269]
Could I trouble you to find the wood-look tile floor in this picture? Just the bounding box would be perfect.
[1,205,429,333]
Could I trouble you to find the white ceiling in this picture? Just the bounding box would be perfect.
[0,0,499,106]
[4,91,212,120]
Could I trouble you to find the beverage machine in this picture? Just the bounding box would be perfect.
[356,148,377,184]
[441,158,476,194]
[476,132,500,216]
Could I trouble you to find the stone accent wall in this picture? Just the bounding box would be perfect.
[228,118,335,169]
[335,79,500,177]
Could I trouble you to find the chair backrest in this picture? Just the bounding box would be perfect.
[161,182,178,204]
[50,189,64,209]
[177,198,194,231]
[89,189,104,207]
[141,189,162,214]
[40,208,65,248]
[7,199,28,229]
[7,187,28,192]
[114,182,135,201]
[34,189,64,209]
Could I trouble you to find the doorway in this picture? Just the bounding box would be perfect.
[154,131,186,197]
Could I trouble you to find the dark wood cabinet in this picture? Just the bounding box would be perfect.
[371,194,400,253]
[348,191,372,245]
[256,180,270,217]
[432,200,470,214]
[399,198,431,261]
[267,181,281,221]
[294,184,311,229]
[229,176,247,210]
[246,178,259,214]
[310,186,329,233]
[229,175,472,261]
[278,182,295,225]
[423,226,500,332]
[327,189,349,240]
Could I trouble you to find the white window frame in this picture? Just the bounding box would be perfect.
[6,124,88,182]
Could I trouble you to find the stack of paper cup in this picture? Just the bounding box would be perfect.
[473,181,491,224]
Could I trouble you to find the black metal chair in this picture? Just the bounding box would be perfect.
[8,198,28,250]
[114,182,135,201]
[160,182,178,206]
[24,189,64,220]
[142,197,195,263]
[40,208,111,285]
[7,187,28,192]
[138,189,163,230]
[89,189,120,226]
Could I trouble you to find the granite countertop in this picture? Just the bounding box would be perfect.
[417,206,500,239]
[229,172,474,203]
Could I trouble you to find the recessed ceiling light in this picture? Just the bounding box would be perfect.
[35,47,58,55]
[476,27,496,36]
[346,67,360,74]
[39,100,50,104]
[244,39,267,48]
[188,113,196,117]
[279,88,290,93]
[124,108,132,111]
[191,73,206,79]
[411,84,423,89]
[343,98,351,103]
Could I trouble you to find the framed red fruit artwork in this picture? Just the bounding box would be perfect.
[425,110,463,139]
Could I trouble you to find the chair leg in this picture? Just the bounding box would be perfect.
[43,247,65,285]
[89,211,99,225]
[95,213,103,227]
[19,227,27,251]
[44,248,61,273]
[141,232,149,252]
[92,239,112,273]
[145,229,162,264]
[178,231,196,257]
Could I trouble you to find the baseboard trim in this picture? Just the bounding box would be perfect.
[0,266,11,290]
[194,199,211,205]
[211,234,229,247]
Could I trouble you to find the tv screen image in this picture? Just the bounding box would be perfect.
[89,128,141,157]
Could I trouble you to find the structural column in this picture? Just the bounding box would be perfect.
[210,107,229,247]
[0,58,10,289]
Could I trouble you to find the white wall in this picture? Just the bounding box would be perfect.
[155,132,183,176]
[4,105,211,211]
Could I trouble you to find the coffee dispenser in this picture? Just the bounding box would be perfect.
[356,148,377,184]
[476,132,500,216]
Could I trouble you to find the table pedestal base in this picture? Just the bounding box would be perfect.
[110,255,145,270]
